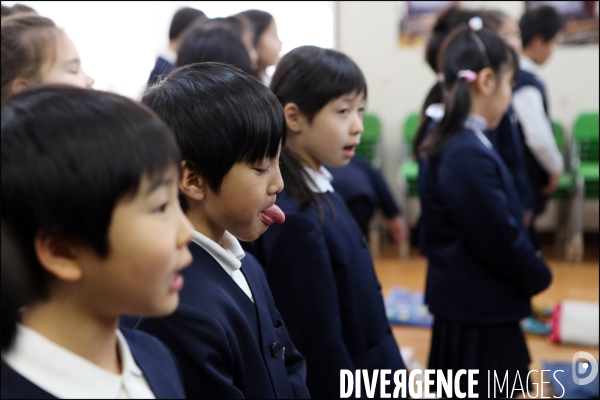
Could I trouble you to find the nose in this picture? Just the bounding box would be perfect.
[176,205,194,248]
[269,161,284,195]
[85,70,94,88]
[352,113,364,136]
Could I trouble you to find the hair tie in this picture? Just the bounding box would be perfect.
[457,70,477,83]
[468,16,483,31]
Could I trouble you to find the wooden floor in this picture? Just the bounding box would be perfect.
[373,241,599,398]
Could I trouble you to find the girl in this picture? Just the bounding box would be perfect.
[1,13,93,103]
[417,20,552,397]
[254,46,406,399]
[238,9,282,86]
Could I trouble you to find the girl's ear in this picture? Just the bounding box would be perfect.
[179,160,205,201]
[11,78,33,95]
[283,103,307,133]
[474,67,496,96]
[34,231,82,282]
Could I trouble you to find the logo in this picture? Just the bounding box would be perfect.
[572,351,598,386]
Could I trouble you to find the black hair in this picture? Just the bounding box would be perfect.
[141,62,285,205]
[414,8,506,157]
[238,9,273,47]
[169,7,206,41]
[270,45,367,214]
[1,4,12,17]
[1,85,181,300]
[1,219,32,351]
[176,24,255,77]
[520,5,565,48]
[419,25,519,160]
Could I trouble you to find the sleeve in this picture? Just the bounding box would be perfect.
[512,86,564,175]
[438,147,552,296]
[353,157,401,218]
[261,212,355,399]
[136,305,245,399]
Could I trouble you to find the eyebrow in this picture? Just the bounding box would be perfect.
[64,58,80,66]
[145,175,175,196]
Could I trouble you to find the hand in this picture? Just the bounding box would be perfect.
[388,216,409,245]
[541,173,560,196]
[523,209,533,228]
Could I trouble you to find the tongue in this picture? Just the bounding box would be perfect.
[260,204,285,225]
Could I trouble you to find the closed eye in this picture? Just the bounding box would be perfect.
[154,202,168,213]
[254,168,269,174]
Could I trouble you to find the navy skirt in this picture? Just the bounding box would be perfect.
[428,318,531,398]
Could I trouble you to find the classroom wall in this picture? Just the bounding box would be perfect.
[338,1,600,230]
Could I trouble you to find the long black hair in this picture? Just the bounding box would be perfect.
[419,24,518,160]
[270,46,366,216]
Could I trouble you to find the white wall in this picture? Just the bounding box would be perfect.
[338,1,599,230]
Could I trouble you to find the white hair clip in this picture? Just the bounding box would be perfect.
[468,16,483,32]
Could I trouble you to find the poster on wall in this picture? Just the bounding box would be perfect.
[526,1,599,45]
[396,1,458,47]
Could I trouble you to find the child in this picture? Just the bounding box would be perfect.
[513,5,565,243]
[147,6,206,85]
[176,22,256,77]
[1,86,194,398]
[238,9,282,86]
[417,21,552,397]
[253,46,406,399]
[1,13,93,103]
[135,62,310,399]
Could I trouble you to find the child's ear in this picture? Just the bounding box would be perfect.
[179,160,205,201]
[11,78,32,95]
[283,103,307,133]
[475,67,495,96]
[34,230,82,282]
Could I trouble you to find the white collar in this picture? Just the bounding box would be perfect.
[159,47,176,65]
[191,230,245,275]
[302,166,334,193]
[465,114,493,149]
[3,325,152,399]
[520,55,539,75]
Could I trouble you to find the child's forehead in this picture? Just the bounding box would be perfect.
[332,90,366,103]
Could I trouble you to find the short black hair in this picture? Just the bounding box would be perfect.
[176,24,255,76]
[169,7,206,41]
[142,62,286,197]
[238,9,273,47]
[271,45,367,122]
[520,5,565,48]
[1,86,181,300]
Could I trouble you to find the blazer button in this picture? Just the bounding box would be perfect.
[270,342,281,358]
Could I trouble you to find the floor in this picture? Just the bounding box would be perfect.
[373,239,599,398]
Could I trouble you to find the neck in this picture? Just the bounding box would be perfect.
[22,294,121,374]
[168,40,178,53]
[286,140,322,172]
[185,206,225,245]
[521,48,539,64]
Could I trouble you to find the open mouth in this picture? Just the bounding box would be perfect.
[343,144,358,157]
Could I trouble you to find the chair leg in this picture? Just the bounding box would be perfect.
[565,175,585,263]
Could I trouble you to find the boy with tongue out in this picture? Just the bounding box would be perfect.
[135,63,310,399]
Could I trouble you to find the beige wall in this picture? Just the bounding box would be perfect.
[338,1,599,230]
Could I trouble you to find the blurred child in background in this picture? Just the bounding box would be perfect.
[239,9,282,86]
[417,20,552,397]
[1,86,193,398]
[147,7,206,85]
[254,45,406,398]
[1,13,93,103]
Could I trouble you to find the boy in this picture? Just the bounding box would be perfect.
[136,62,310,399]
[512,5,565,246]
[1,86,193,399]
[148,6,206,85]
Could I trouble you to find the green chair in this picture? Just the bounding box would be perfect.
[356,113,382,169]
[573,112,599,199]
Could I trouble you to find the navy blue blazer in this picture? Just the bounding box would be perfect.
[254,190,406,399]
[148,56,173,85]
[0,328,185,399]
[514,68,552,215]
[418,127,552,324]
[327,157,401,219]
[135,243,310,399]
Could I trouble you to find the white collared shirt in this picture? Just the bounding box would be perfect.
[191,230,253,302]
[302,166,335,193]
[512,56,564,175]
[465,114,493,149]
[3,325,155,399]
[158,47,176,65]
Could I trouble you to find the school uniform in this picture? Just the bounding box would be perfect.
[512,56,564,216]
[1,325,185,399]
[147,49,176,86]
[254,167,406,399]
[327,157,401,237]
[135,231,310,399]
[417,115,552,397]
